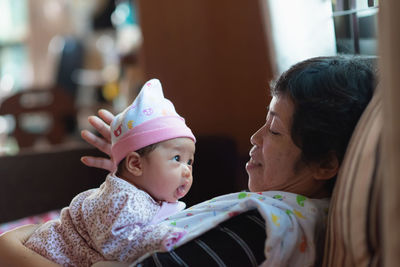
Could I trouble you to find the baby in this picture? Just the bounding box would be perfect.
[24,79,196,266]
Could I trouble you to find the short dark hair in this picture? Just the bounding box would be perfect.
[271,56,376,165]
[136,143,159,157]
[117,143,159,174]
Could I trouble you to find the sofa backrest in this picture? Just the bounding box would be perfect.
[0,146,107,223]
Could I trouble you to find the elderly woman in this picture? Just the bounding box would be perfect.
[0,56,376,267]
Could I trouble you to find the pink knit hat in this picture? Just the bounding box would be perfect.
[111,79,195,165]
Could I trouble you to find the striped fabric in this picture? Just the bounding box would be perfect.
[135,209,266,267]
[322,89,382,267]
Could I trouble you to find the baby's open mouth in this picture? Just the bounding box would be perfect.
[176,183,188,199]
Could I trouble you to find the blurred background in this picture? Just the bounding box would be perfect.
[0,0,379,188]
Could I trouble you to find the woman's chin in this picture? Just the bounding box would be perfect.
[247,177,259,192]
[246,171,263,191]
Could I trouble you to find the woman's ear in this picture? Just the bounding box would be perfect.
[125,152,143,176]
[314,151,339,180]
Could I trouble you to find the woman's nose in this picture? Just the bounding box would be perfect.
[250,124,265,146]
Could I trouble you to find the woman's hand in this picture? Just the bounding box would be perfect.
[80,109,116,172]
[0,224,61,267]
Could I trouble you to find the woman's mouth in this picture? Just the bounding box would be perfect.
[246,157,262,171]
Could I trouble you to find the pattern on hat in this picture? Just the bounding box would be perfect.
[111,79,195,165]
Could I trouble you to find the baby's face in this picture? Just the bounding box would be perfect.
[140,137,195,203]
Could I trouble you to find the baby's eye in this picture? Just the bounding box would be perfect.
[187,159,193,166]
[173,155,180,161]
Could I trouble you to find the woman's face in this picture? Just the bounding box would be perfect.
[246,95,322,197]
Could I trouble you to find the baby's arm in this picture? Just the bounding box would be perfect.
[0,225,61,267]
[80,186,184,263]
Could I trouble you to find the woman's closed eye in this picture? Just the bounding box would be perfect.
[269,128,281,136]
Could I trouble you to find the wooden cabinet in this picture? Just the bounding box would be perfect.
[136,0,273,156]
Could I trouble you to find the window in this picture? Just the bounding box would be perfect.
[0,0,30,96]
[332,0,379,55]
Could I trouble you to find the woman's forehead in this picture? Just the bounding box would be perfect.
[268,96,294,124]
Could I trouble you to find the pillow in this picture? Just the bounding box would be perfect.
[322,89,382,266]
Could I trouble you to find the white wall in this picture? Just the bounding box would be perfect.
[259,0,337,77]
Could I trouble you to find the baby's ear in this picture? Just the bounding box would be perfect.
[125,152,143,176]
[314,151,339,180]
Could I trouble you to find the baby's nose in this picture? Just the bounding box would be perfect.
[182,164,192,178]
